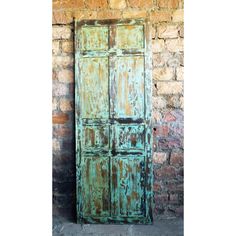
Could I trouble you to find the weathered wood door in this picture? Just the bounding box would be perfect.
[75,19,153,224]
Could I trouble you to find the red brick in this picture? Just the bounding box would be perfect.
[53,127,72,137]
[154,193,169,204]
[158,138,183,149]
[155,166,177,179]
[85,0,108,9]
[169,194,178,204]
[153,152,167,164]
[153,125,169,137]
[52,113,69,124]
[170,151,183,167]
[128,0,153,8]
[164,112,176,122]
[153,181,162,192]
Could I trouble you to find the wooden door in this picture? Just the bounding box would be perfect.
[75,19,153,224]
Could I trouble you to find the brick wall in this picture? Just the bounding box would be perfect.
[52,0,184,220]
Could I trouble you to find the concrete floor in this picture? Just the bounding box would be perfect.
[53,216,183,236]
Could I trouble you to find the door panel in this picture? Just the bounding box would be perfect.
[82,125,109,151]
[81,155,110,217]
[113,125,145,151]
[111,155,145,216]
[75,19,152,224]
[116,25,144,49]
[80,26,109,51]
[79,57,109,118]
[111,56,145,119]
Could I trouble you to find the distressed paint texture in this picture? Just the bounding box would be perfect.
[116,25,144,49]
[111,56,144,119]
[79,57,109,118]
[75,19,152,224]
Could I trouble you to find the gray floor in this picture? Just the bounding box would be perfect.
[53,216,183,236]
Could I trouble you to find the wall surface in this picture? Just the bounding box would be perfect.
[52,0,184,220]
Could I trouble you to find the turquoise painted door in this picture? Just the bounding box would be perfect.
[75,19,153,224]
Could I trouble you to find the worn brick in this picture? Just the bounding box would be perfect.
[158,137,183,149]
[158,24,179,39]
[152,39,165,53]
[153,181,162,192]
[153,152,168,164]
[152,96,167,109]
[180,96,184,109]
[176,66,184,80]
[167,52,182,67]
[52,98,59,111]
[97,10,122,19]
[154,125,169,137]
[53,82,69,96]
[152,110,162,122]
[53,113,69,124]
[172,9,184,22]
[53,55,74,68]
[53,0,85,9]
[53,10,74,24]
[52,41,60,55]
[176,206,183,217]
[169,194,179,204]
[53,0,84,10]
[57,69,74,83]
[60,98,73,112]
[158,0,179,9]
[109,0,126,9]
[167,95,183,109]
[53,139,61,151]
[153,52,173,67]
[123,10,146,18]
[128,0,153,8]
[155,166,177,179]
[53,127,72,137]
[170,151,183,167]
[62,41,73,54]
[150,11,172,23]
[53,26,72,40]
[85,0,108,9]
[151,25,156,39]
[73,10,97,19]
[166,38,184,52]
[179,24,184,37]
[155,193,169,204]
[153,67,174,81]
[156,81,183,95]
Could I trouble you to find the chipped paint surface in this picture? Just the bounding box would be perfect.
[75,19,152,224]
[116,25,144,49]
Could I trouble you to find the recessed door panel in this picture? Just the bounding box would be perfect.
[82,125,109,151]
[116,25,144,49]
[79,57,109,118]
[111,56,145,119]
[81,155,110,217]
[114,125,145,151]
[111,155,145,217]
[80,26,109,51]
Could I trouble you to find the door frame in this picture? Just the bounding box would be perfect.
[74,18,153,224]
